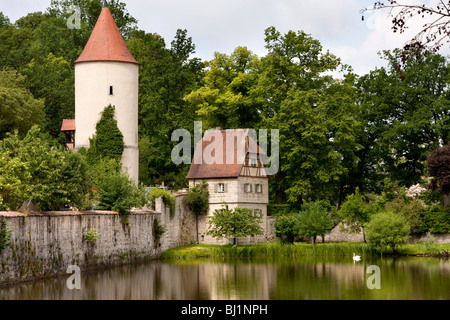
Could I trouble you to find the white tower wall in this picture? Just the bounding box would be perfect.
[75,61,139,184]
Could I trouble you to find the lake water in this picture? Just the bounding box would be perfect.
[0,256,449,300]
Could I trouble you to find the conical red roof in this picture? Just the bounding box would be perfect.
[74,8,138,65]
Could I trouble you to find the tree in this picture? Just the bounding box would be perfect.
[365,211,411,253]
[338,188,378,242]
[0,70,45,139]
[184,46,261,129]
[427,144,450,207]
[183,181,209,215]
[93,160,145,215]
[296,201,334,245]
[274,214,299,244]
[362,1,450,54]
[0,151,30,211]
[47,0,138,38]
[88,105,124,162]
[0,126,91,211]
[20,53,75,138]
[205,204,264,245]
[0,12,11,28]
[251,27,361,205]
[356,49,450,191]
[127,29,204,189]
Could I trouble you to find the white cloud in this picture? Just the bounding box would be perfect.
[1,0,449,75]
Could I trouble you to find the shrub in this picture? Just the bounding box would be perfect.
[338,187,378,241]
[153,217,167,241]
[0,127,92,211]
[297,201,334,245]
[82,228,99,243]
[206,204,264,245]
[274,214,299,244]
[91,158,145,215]
[384,197,426,234]
[422,206,450,234]
[183,181,209,215]
[365,211,410,253]
[148,188,175,217]
[267,204,296,216]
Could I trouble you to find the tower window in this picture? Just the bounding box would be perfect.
[109,86,114,95]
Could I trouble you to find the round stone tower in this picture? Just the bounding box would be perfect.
[74,2,139,184]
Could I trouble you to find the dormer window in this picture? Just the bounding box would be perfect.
[109,86,114,95]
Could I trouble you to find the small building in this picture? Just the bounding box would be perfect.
[186,127,270,245]
[60,119,75,150]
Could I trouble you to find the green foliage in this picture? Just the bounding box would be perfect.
[20,53,74,137]
[88,105,124,162]
[422,206,450,234]
[182,181,209,215]
[162,242,382,259]
[0,12,11,28]
[252,26,361,205]
[48,0,138,38]
[365,211,411,252]
[148,188,175,217]
[184,46,261,129]
[427,144,450,207]
[0,218,12,252]
[267,204,296,216]
[128,28,204,189]
[274,215,299,244]
[0,126,89,211]
[297,201,335,245]
[338,188,378,239]
[0,151,31,211]
[82,228,99,243]
[0,70,45,139]
[357,50,450,191]
[384,197,427,234]
[205,204,264,244]
[153,217,167,241]
[91,158,145,215]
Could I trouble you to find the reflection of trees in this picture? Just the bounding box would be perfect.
[0,257,448,300]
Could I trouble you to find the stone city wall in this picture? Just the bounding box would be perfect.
[0,197,196,286]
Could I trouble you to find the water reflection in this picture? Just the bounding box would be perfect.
[0,257,448,300]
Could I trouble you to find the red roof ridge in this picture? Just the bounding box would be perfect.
[186,128,266,180]
[74,8,138,65]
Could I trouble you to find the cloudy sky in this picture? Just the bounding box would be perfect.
[1,0,446,76]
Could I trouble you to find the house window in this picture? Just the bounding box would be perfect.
[250,158,257,167]
[255,184,263,193]
[253,209,262,218]
[244,183,252,193]
[109,86,114,95]
[218,183,225,193]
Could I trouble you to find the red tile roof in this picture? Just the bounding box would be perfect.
[61,119,75,131]
[74,8,138,65]
[186,128,265,179]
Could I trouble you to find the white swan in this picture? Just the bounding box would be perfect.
[353,253,361,262]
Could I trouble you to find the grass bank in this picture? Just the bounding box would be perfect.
[161,241,450,260]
